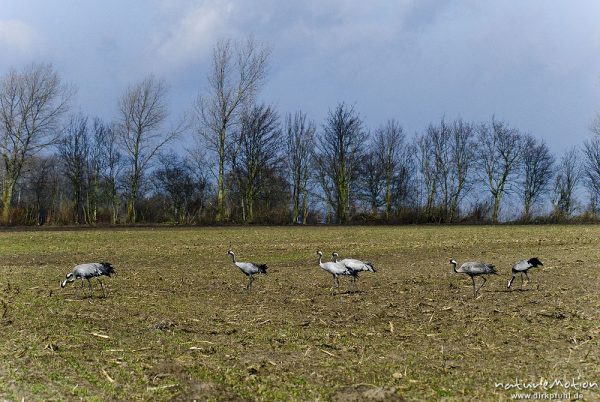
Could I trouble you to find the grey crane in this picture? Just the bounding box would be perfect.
[331,252,376,291]
[449,259,497,295]
[227,249,268,290]
[61,262,115,297]
[508,257,543,289]
[331,252,376,273]
[316,251,356,293]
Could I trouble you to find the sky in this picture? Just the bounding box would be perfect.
[1,0,600,153]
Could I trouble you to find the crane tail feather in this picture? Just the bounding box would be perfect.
[99,262,115,277]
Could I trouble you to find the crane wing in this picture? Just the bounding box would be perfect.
[463,261,496,274]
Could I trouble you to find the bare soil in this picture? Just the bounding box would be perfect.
[0,226,598,400]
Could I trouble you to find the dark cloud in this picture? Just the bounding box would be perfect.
[1,0,599,152]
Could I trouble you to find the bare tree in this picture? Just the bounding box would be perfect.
[117,75,180,223]
[420,118,477,223]
[57,115,120,225]
[582,137,600,214]
[58,113,90,224]
[187,148,214,221]
[194,37,271,222]
[360,121,413,220]
[96,121,122,224]
[285,111,315,224]
[315,103,367,224]
[84,118,106,224]
[232,104,281,223]
[152,153,208,223]
[478,118,523,223]
[415,131,438,220]
[447,119,477,222]
[18,155,62,225]
[373,120,406,219]
[360,148,385,216]
[430,119,452,221]
[0,63,72,222]
[391,144,418,213]
[552,147,580,220]
[519,135,555,221]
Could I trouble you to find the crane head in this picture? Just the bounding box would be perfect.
[316,250,323,256]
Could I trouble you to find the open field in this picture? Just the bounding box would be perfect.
[0,225,599,401]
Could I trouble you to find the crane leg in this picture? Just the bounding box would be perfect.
[87,278,93,297]
[476,276,487,293]
[520,273,524,287]
[508,274,515,289]
[352,276,359,293]
[78,278,85,297]
[524,271,530,286]
[246,275,254,290]
[97,278,106,298]
[330,275,336,294]
[471,276,477,295]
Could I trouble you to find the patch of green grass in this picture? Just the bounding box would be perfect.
[0,225,599,400]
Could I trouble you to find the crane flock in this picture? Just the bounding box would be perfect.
[220,250,543,296]
[59,250,544,298]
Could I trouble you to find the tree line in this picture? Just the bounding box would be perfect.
[1,38,599,226]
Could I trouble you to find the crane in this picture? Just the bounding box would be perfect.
[449,259,497,296]
[227,249,268,290]
[61,262,115,297]
[316,251,356,293]
[508,257,543,288]
[331,252,376,291]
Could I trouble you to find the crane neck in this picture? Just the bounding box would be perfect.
[451,261,458,273]
[229,253,236,263]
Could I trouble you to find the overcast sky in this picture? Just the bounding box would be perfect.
[1,0,600,152]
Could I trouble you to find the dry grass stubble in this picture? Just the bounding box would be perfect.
[0,226,598,400]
